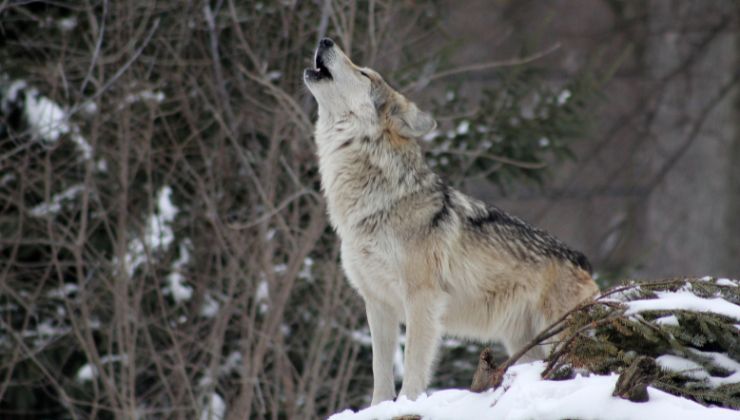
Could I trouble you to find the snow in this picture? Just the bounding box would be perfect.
[256,280,269,301]
[265,228,276,241]
[57,16,77,31]
[166,242,193,303]
[657,355,709,380]
[654,314,679,326]
[76,355,126,382]
[24,90,70,142]
[716,278,737,287]
[46,283,79,299]
[687,350,740,387]
[125,90,166,104]
[200,293,220,317]
[29,184,84,217]
[81,100,98,115]
[165,274,190,301]
[122,186,179,277]
[351,329,372,346]
[256,279,269,314]
[298,257,314,280]
[3,80,27,110]
[329,361,739,420]
[28,320,70,339]
[677,281,693,292]
[557,89,572,105]
[200,393,225,420]
[456,120,470,135]
[220,351,243,375]
[76,364,96,382]
[690,349,740,373]
[422,129,440,142]
[3,80,94,160]
[711,372,740,388]
[656,354,740,388]
[601,285,643,303]
[156,186,178,222]
[70,131,94,160]
[624,290,740,320]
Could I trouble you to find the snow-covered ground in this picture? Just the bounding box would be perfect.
[330,361,739,420]
[331,278,740,420]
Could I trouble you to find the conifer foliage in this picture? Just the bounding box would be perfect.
[480,277,740,410]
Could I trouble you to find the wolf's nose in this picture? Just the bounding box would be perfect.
[319,38,334,49]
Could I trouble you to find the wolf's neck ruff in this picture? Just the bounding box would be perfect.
[315,114,439,237]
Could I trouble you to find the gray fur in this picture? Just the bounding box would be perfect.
[304,38,599,404]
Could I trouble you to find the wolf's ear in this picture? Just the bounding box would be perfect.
[390,101,437,139]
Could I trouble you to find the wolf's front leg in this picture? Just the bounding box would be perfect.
[398,290,444,400]
[366,298,400,405]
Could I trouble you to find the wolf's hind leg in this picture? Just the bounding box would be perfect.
[398,290,445,400]
[366,298,400,405]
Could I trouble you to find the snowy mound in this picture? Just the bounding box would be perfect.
[330,277,740,419]
[329,361,738,420]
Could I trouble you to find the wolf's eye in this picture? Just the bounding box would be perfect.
[359,70,370,79]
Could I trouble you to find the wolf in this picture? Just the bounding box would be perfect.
[304,38,599,405]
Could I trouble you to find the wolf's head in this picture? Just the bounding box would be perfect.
[304,38,436,139]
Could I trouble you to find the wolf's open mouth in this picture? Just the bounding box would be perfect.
[315,54,332,79]
[316,54,331,79]
[305,51,332,82]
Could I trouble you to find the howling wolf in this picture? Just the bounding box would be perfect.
[304,37,599,405]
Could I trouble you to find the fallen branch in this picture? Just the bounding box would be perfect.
[470,300,594,391]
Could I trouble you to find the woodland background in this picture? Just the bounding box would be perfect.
[0,1,738,419]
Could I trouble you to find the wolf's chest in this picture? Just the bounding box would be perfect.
[340,233,407,304]
[342,224,402,264]
[323,163,397,215]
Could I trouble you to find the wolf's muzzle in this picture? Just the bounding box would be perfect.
[304,38,335,83]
